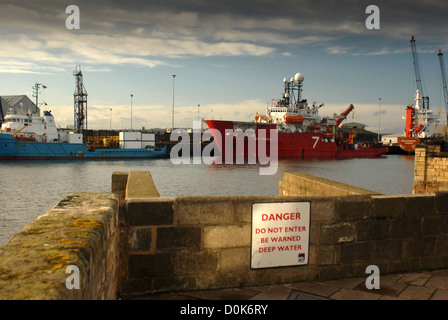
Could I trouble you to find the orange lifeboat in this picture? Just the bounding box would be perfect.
[308,124,321,130]
[15,135,36,142]
[284,114,304,124]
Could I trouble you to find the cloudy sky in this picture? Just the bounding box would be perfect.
[1,0,448,134]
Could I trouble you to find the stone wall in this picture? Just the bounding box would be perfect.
[121,171,448,297]
[0,193,120,300]
[279,172,381,197]
[414,144,448,194]
[2,169,448,299]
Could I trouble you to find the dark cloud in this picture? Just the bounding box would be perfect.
[0,0,447,73]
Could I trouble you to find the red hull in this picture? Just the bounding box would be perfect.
[397,137,420,152]
[205,120,387,159]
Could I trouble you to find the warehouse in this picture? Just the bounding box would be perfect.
[0,95,39,125]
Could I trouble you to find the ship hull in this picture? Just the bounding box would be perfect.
[205,120,387,159]
[397,137,420,153]
[0,133,167,160]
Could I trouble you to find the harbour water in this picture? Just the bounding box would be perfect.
[0,154,415,246]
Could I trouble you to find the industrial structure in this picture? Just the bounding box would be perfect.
[73,65,88,134]
[438,49,448,125]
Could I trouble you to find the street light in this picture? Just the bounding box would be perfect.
[110,108,112,130]
[172,75,176,130]
[130,94,133,131]
[378,97,382,142]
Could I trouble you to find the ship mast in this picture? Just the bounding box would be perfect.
[73,65,88,134]
[284,73,304,106]
[32,83,47,115]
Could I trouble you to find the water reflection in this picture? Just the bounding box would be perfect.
[0,154,414,245]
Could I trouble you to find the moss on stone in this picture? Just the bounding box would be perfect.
[0,192,119,300]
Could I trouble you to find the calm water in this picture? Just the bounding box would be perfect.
[0,154,415,246]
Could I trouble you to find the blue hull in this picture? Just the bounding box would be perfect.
[0,133,167,160]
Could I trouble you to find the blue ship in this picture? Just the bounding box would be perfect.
[0,133,167,160]
[0,108,167,160]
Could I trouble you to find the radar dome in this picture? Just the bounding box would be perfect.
[283,78,288,83]
[294,73,304,83]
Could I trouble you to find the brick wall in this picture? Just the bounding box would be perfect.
[414,145,448,194]
[120,171,448,297]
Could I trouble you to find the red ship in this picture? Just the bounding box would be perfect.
[205,73,388,159]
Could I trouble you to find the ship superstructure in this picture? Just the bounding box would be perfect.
[252,73,353,138]
[1,110,59,142]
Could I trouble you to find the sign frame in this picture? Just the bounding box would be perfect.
[250,201,311,270]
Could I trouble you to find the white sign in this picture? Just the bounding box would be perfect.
[251,202,310,269]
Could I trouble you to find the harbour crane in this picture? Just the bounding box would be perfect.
[438,49,448,124]
[410,36,430,109]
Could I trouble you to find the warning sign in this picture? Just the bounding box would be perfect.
[251,202,310,269]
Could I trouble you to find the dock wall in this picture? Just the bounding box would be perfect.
[1,170,448,299]
[279,172,381,197]
[414,144,448,194]
[121,171,448,297]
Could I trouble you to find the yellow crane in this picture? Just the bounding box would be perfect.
[12,125,27,137]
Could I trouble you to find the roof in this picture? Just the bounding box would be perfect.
[340,122,367,129]
[0,95,39,121]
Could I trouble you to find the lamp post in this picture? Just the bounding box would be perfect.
[110,108,112,130]
[130,94,133,131]
[171,75,176,130]
[378,97,382,142]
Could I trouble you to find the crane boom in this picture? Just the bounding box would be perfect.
[336,104,354,127]
[410,36,429,109]
[438,49,448,124]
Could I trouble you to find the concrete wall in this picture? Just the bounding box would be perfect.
[121,171,448,297]
[414,145,448,194]
[0,193,120,299]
